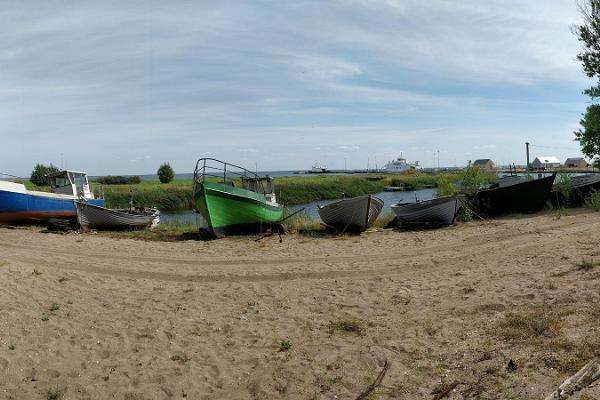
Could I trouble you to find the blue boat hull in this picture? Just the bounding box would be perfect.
[0,190,105,224]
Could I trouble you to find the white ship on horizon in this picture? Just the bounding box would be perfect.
[381,155,420,173]
[310,162,328,173]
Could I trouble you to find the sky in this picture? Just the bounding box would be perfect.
[0,0,594,176]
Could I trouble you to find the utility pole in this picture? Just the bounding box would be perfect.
[525,142,530,174]
[437,150,440,169]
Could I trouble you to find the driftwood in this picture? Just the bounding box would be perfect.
[545,360,600,399]
[432,381,460,400]
[355,360,389,400]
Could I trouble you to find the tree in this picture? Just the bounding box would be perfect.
[157,162,175,183]
[575,104,600,167]
[574,1,600,164]
[574,0,600,98]
[30,163,59,186]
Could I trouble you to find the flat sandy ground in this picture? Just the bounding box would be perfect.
[1,209,600,399]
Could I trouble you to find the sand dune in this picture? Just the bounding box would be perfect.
[1,209,600,399]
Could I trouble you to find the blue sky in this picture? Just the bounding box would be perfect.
[0,1,592,176]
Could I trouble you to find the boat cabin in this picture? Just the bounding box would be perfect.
[48,170,96,199]
[241,176,278,205]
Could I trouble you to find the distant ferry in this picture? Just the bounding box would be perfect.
[381,156,420,173]
[310,163,328,173]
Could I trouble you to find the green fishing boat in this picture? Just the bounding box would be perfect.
[193,158,284,237]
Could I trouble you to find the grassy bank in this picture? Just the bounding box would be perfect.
[100,179,194,210]
[24,170,496,210]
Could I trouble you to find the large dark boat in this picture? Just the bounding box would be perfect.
[549,173,600,207]
[475,173,556,215]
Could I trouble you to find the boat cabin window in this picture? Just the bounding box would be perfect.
[70,173,88,194]
[241,177,273,194]
[49,173,72,189]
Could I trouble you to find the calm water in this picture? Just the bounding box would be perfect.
[160,188,437,225]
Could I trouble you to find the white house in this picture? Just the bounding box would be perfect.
[532,156,561,169]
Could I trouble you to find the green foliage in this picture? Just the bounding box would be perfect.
[574,2,600,162]
[460,165,494,195]
[103,180,192,210]
[274,175,383,206]
[456,205,473,222]
[585,188,600,211]
[157,162,175,184]
[47,389,63,400]
[574,0,600,96]
[436,176,457,197]
[279,340,291,352]
[554,171,573,206]
[30,163,59,186]
[102,172,470,210]
[96,175,141,185]
[575,104,600,166]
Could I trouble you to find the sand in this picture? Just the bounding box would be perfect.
[1,209,600,399]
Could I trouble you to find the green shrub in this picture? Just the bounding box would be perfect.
[96,175,142,185]
[554,171,572,206]
[585,188,600,211]
[436,176,457,197]
[460,165,493,195]
[30,163,59,186]
[158,163,175,184]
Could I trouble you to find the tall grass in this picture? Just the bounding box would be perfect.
[274,175,384,206]
[21,170,496,211]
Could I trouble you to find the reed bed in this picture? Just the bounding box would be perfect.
[21,169,496,211]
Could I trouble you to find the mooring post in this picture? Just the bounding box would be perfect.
[525,142,530,175]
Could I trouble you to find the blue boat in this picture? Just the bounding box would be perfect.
[0,170,104,225]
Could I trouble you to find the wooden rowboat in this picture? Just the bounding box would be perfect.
[391,196,460,225]
[318,195,384,232]
[74,200,159,230]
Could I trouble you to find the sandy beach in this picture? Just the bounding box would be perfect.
[1,209,600,399]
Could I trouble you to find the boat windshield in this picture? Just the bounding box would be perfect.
[70,173,88,194]
[49,172,72,188]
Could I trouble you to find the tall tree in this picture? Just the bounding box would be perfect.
[574,0,600,165]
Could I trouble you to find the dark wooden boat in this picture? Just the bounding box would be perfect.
[475,173,556,215]
[391,196,460,225]
[549,173,600,207]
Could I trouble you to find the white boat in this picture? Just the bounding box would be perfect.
[310,163,328,173]
[381,156,419,173]
[318,195,384,232]
[74,200,159,230]
[391,196,460,225]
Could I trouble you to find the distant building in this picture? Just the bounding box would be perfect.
[564,157,588,168]
[473,159,495,170]
[532,156,561,169]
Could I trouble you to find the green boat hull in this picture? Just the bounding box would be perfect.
[194,181,284,236]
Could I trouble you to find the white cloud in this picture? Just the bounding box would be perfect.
[0,1,589,174]
[339,145,360,151]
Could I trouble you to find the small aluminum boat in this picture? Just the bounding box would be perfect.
[318,195,384,232]
[74,200,159,230]
[391,196,460,225]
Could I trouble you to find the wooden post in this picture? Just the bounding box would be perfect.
[545,360,600,399]
[526,142,530,174]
